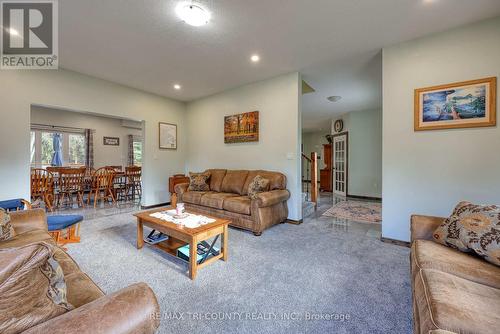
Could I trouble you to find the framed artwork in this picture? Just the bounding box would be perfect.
[159,122,177,149]
[103,136,119,146]
[414,77,496,131]
[224,111,259,143]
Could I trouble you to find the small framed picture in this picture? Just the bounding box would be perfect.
[159,122,177,149]
[103,136,120,146]
[414,77,496,131]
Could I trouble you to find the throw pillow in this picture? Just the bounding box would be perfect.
[433,201,500,266]
[247,175,270,199]
[0,208,15,241]
[188,172,210,191]
[0,242,73,333]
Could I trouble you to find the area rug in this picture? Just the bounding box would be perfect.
[66,209,410,333]
[322,200,382,224]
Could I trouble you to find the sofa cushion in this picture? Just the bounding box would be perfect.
[242,170,286,195]
[187,172,210,191]
[0,229,54,249]
[0,242,73,334]
[433,201,500,266]
[0,208,15,241]
[412,240,500,289]
[223,196,251,215]
[206,169,227,192]
[201,193,239,210]
[221,170,249,195]
[414,269,500,334]
[182,191,210,205]
[65,271,105,308]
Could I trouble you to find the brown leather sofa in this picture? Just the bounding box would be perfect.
[410,215,500,334]
[175,169,290,236]
[0,209,160,334]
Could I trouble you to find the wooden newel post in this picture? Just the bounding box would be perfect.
[310,152,318,208]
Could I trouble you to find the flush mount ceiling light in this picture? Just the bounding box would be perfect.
[327,96,342,102]
[176,2,210,27]
[173,84,181,90]
[5,28,19,36]
[250,54,260,63]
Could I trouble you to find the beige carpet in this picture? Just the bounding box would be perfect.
[322,200,382,224]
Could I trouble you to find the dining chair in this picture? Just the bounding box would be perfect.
[106,165,122,172]
[57,167,86,208]
[124,166,142,201]
[30,168,55,211]
[88,167,116,208]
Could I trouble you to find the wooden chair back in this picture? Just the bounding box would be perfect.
[59,167,86,193]
[91,167,116,191]
[106,165,122,172]
[31,168,54,197]
[125,166,141,184]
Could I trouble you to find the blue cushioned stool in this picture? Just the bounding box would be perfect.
[47,214,83,246]
[0,199,31,212]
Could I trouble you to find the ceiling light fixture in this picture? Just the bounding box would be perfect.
[250,54,260,63]
[327,96,342,102]
[174,84,181,90]
[6,28,19,36]
[176,2,210,27]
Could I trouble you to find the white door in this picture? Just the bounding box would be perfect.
[333,133,347,196]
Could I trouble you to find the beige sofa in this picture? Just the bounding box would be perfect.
[0,209,160,334]
[410,215,500,334]
[175,169,290,236]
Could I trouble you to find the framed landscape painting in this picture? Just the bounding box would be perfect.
[414,77,496,131]
[159,122,177,149]
[224,111,259,143]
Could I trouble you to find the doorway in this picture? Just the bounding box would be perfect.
[332,132,348,197]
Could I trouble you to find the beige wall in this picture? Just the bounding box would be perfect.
[0,69,186,206]
[185,73,303,220]
[30,106,142,168]
[382,17,500,242]
[331,109,382,198]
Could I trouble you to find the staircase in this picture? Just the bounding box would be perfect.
[301,151,318,216]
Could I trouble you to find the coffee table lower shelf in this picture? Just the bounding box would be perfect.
[134,210,229,280]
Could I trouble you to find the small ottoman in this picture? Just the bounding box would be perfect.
[47,214,83,246]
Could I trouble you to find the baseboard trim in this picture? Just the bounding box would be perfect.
[380,237,410,248]
[141,202,171,210]
[348,194,382,201]
[286,219,303,225]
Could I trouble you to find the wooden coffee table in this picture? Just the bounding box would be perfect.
[134,207,229,280]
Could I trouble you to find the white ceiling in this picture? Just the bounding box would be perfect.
[58,0,500,129]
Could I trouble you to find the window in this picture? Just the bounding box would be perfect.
[133,138,142,166]
[30,129,87,168]
[68,133,86,165]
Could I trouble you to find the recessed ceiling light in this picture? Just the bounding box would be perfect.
[174,84,181,90]
[7,28,19,36]
[176,2,210,27]
[250,54,260,62]
[327,96,342,102]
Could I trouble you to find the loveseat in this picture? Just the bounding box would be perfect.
[410,214,500,334]
[175,169,290,236]
[0,209,160,334]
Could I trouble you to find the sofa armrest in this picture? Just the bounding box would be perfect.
[174,183,189,197]
[254,190,290,208]
[9,208,48,234]
[410,214,445,243]
[23,283,160,334]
